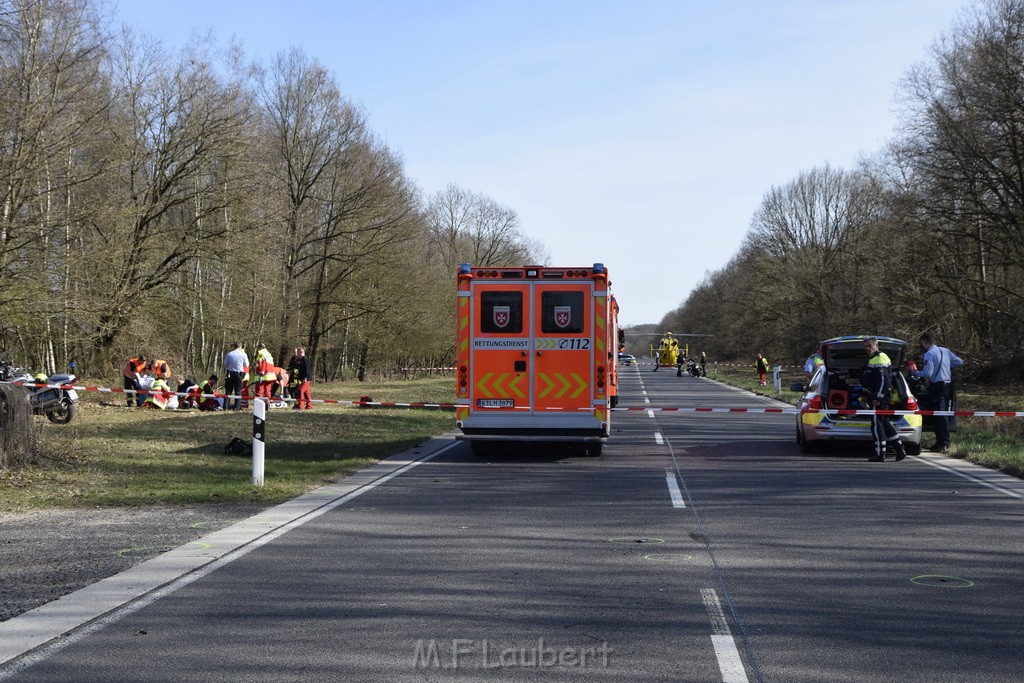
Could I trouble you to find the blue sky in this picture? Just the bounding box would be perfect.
[116,0,967,326]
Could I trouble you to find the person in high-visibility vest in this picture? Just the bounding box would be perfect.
[254,343,276,399]
[122,355,147,407]
[199,374,222,411]
[755,354,770,386]
[148,359,171,380]
[143,377,173,409]
[803,346,825,380]
[860,336,906,463]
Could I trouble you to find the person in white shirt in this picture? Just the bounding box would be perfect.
[223,342,250,411]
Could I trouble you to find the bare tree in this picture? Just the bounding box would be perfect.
[425,183,538,269]
[0,0,108,370]
[898,0,1024,348]
[83,28,250,361]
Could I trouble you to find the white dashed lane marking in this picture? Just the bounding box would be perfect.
[665,470,685,508]
[701,588,749,683]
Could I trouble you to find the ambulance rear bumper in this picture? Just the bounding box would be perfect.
[457,431,607,443]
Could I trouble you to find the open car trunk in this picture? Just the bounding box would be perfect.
[822,335,906,371]
[820,336,909,414]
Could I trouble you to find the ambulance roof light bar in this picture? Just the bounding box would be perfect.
[458,263,472,274]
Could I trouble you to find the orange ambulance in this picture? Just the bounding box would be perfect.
[455,263,619,456]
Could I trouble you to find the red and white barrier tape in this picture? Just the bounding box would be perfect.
[0,381,455,409]
[609,406,1001,417]
[709,363,804,369]
[2,381,1014,416]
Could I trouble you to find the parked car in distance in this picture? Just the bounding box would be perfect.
[791,335,923,455]
[618,352,637,366]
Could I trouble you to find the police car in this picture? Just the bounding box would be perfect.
[618,352,637,366]
[792,336,923,455]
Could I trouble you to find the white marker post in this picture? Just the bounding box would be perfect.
[773,365,782,394]
[252,398,266,487]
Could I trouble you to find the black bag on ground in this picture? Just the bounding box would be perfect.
[223,437,252,456]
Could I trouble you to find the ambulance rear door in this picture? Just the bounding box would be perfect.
[531,281,597,423]
[469,282,530,418]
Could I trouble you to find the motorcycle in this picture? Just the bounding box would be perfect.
[0,360,79,424]
[687,359,701,377]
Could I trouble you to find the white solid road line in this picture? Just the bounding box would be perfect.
[914,454,1024,501]
[0,440,459,678]
[701,588,749,683]
[665,471,685,508]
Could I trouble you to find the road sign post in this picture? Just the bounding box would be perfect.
[252,398,265,487]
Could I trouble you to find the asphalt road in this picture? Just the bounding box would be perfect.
[3,365,1023,682]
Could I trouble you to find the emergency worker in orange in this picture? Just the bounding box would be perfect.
[123,354,147,407]
[254,343,276,398]
[291,347,312,409]
[148,358,172,380]
[272,366,289,399]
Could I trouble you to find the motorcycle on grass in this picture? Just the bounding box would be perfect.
[0,359,79,424]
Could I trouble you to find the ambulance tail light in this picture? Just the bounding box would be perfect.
[459,365,469,393]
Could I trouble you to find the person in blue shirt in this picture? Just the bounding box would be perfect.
[911,332,963,453]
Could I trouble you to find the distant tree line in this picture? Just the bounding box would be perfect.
[0,0,544,382]
[661,0,1024,377]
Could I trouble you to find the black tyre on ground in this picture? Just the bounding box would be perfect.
[45,398,74,425]
[797,429,818,454]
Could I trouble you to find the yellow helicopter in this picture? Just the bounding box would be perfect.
[626,331,711,371]
[651,332,684,369]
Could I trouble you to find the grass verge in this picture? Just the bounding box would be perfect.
[710,365,1024,479]
[0,377,454,512]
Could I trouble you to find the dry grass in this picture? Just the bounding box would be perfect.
[0,377,454,512]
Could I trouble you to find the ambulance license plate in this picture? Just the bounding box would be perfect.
[477,399,514,408]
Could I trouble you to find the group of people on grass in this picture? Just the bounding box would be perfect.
[122,355,223,411]
[122,343,313,412]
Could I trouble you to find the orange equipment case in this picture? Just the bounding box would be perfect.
[455,263,618,456]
